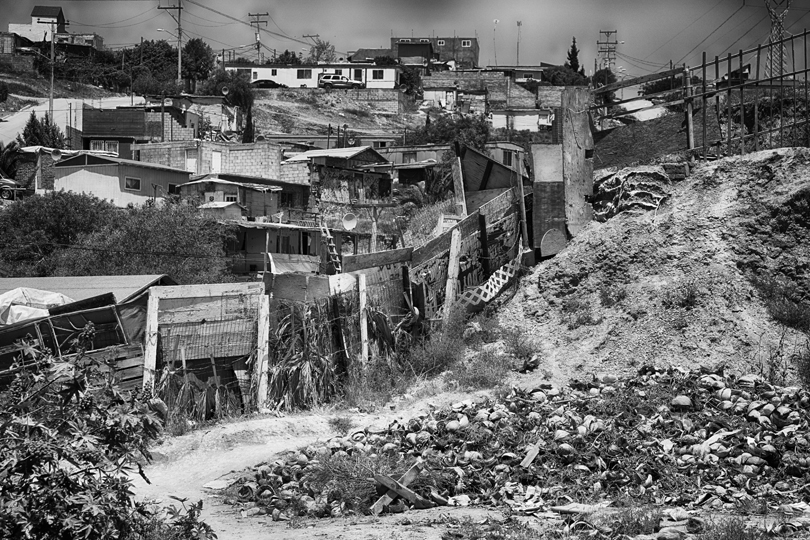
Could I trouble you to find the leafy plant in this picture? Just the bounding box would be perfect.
[454,349,511,390]
[0,328,215,539]
[502,328,534,360]
[329,415,354,436]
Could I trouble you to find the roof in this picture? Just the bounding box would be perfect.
[55,154,191,175]
[283,145,388,164]
[31,6,64,18]
[181,178,282,192]
[200,201,241,209]
[232,220,321,232]
[0,275,176,304]
[188,172,302,189]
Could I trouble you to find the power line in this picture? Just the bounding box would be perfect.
[671,3,747,67]
[70,7,155,28]
[643,0,727,61]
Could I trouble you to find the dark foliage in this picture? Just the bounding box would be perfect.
[16,111,66,149]
[0,81,8,103]
[542,65,588,86]
[404,113,489,150]
[565,37,582,74]
[182,38,215,90]
[594,68,618,103]
[276,49,302,65]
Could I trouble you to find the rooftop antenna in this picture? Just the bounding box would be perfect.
[493,19,499,66]
[764,0,791,79]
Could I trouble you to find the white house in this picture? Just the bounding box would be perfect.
[228,63,401,89]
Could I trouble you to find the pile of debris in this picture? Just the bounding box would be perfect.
[592,165,674,222]
[226,366,810,521]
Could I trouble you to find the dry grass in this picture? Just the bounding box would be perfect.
[454,349,511,390]
[402,198,456,248]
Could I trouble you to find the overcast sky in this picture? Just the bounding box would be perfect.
[2,0,810,76]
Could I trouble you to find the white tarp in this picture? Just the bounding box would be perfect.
[0,287,75,326]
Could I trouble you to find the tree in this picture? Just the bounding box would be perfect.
[374,56,398,66]
[182,38,215,91]
[565,37,581,74]
[542,65,588,86]
[404,113,490,151]
[0,191,118,276]
[305,38,336,64]
[0,81,8,103]
[276,49,302,64]
[199,69,254,112]
[0,141,19,179]
[16,112,66,149]
[593,68,618,103]
[51,202,235,284]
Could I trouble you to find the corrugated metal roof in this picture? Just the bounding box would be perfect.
[181,179,282,191]
[283,146,383,163]
[0,275,176,304]
[200,201,240,209]
[55,154,190,175]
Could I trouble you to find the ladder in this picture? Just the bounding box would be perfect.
[319,220,342,273]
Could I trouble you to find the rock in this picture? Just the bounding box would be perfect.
[671,395,693,410]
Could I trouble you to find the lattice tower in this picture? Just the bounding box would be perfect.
[764,0,791,78]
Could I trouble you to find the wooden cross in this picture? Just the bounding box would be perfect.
[370,459,435,514]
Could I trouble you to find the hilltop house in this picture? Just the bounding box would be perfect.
[133,140,282,178]
[390,36,480,68]
[9,6,103,51]
[227,63,401,89]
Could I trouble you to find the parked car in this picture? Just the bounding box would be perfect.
[318,74,365,90]
[251,79,287,89]
[0,176,22,200]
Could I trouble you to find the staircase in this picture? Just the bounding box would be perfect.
[319,220,342,273]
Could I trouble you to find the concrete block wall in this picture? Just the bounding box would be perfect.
[134,140,282,178]
[144,112,196,142]
[280,161,312,185]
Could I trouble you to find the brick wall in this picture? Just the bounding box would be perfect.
[279,161,312,186]
[536,87,564,108]
[144,111,196,142]
[134,140,282,178]
[551,108,563,145]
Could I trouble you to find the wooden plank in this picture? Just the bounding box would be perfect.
[478,213,491,277]
[373,473,435,510]
[158,295,260,325]
[328,273,357,295]
[343,247,414,272]
[371,461,424,515]
[452,157,467,216]
[358,274,368,367]
[443,228,462,323]
[594,66,683,94]
[151,282,264,300]
[256,294,270,410]
[142,288,159,391]
[479,158,495,191]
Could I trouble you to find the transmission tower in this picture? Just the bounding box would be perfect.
[597,30,618,71]
[764,0,791,78]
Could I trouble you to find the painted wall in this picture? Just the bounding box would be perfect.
[235,65,399,89]
[54,164,190,207]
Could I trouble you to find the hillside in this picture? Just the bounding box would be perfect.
[498,147,810,385]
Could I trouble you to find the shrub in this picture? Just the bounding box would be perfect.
[344,107,371,118]
[663,279,700,310]
[0,82,8,103]
[561,297,602,329]
[599,286,627,307]
[605,506,663,536]
[400,305,466,377]
[0,330,215,539]
[329,415,354,436]
[792,338,810,389]
[454,349,511,390]
[502,327,534,360]
[751,276,810,333]
[698,518,765,540]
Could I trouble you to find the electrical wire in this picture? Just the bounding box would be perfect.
[643,0,727,61]
[70,7,155,28]
[671,3,747,67]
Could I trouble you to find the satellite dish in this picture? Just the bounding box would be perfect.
[221,86,230,96]
[50,149,62,162]
[347,137,356,146]
[342,213,358,231]
[255,134,266,142]
[163,98,173,107]
[209,196,215,202]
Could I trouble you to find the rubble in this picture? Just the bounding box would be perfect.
[226,365,810,524]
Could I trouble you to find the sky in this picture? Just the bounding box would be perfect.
[2,0,810,77]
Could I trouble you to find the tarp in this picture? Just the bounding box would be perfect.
[0,287,74,325]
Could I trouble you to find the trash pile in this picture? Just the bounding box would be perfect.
[227,366,810,520]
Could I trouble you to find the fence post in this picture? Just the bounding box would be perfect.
[143,288,159,391]
[256,294,270,410]
[478,213,491,277]
[452,158,468,216]
[684,66,695,150]
[358,273,368,367]
[443,228,462,323]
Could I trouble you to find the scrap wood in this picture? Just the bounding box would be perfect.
[374,472,435,510]
[550,502,611,515]
[371,459,427,515]
[520,444,540,468]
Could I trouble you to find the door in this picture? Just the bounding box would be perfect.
[211,151,222,173]
[185,148,197,173]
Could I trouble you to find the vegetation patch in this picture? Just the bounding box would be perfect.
[454,349,511,390]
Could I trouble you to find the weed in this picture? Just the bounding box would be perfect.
[562,297,588,314]
[664,279,701,310]
[454,349,511,390]
[297,92,319,106]
[465,312,501,344]
[751,276,810,333]
[599,286,627,307]
[439,517,538,540]
[341,357,398,410]
[698,518,766,540]
[754,329,795,386]
[671,312,690,331]
[502,327,534,360]
[400,305,466,377]
[597,506,662,536]
[562,298,602,330]
[402,198,455,248]
[328,415,354,436]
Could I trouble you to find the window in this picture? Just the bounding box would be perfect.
[334,69,342,75]
[168,184,180,195]
[124,177,141,192]
[503,150,513,167]
[399,38,411,42]
[372,141,388,148]
[437,39,445,46]
[225,194,238,202]
[271,68,277,76]
[297,69,312,79]
[420,39,430,43]
[461,39,472,47]
[372,69,384,80]
[523,73,534,79]
[90,140,119,154]
[279,192,295,208]
[252,72,258,79]
[353,69,363,81]
[403,151,417,164]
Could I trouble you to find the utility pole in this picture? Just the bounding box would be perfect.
[597,29,618,71]
[249,13,268,63]
[516,21,522,65]
[302,34,319,61]
[158,1,183,88]
[38,18,67,121]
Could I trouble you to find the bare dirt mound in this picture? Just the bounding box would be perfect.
[499,147,810,386]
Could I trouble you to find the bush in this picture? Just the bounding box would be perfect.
[502,327,534,360]
[752,276,810,333]
[791,339,810,389]
[599,286,627,307]
[698,518,765,540]
[329,415,354,436]
[400,305,466,377]
[561,297,602,329]
[0,82,8,103]
[0,330,215,539]
[663,279,700,310]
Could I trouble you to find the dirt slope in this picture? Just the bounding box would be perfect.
[499,147,810,386]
